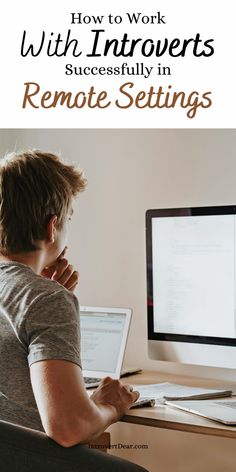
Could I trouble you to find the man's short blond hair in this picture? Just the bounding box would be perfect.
[0,150,87,254]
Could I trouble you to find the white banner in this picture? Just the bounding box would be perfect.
[0,0,235,128]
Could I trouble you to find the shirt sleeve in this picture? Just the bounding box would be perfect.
[25,288,81,368]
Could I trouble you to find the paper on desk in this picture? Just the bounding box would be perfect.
[133,383,232,402]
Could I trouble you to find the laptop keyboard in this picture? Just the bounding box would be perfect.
[84,377,101,384]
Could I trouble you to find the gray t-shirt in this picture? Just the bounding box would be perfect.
[0,261,81,431]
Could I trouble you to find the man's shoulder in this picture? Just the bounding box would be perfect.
[26,270,78,311]
[32,274,78,306]
[0,261,78,311]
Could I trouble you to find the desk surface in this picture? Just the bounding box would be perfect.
[120,371,236,439]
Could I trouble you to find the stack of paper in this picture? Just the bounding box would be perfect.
[134,383,232,402]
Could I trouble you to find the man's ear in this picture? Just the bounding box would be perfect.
[48,215,58,242]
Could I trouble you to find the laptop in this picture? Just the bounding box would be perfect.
[165,399,236,425]
[80,306,132,388]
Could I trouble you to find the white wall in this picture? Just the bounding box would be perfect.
[1,129,236,471]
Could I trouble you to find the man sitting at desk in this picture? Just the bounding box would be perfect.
[0,150,148,472]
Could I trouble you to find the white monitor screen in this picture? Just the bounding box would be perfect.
[146,207,236,349]
[152,214,236,339]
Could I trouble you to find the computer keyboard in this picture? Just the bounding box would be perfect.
[84,377,101,385]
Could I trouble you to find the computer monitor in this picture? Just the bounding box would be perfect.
[146,206,236,368]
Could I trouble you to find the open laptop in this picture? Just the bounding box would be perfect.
[80,306,132,388]
[165,399,236,425]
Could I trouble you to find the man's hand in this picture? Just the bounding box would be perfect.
[41,248,79,292]
[90,376,140,420]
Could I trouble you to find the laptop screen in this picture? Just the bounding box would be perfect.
[80,309,128,374]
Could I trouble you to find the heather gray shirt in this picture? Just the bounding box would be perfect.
[0,261,81,431]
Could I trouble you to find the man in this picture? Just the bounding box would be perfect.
[0,150,148,471]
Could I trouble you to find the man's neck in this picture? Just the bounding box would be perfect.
[0,251,46,275]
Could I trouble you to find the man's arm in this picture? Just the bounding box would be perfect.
[30,360,139,447]
[36,255,139,447]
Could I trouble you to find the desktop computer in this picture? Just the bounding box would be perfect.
[146,206,236,368]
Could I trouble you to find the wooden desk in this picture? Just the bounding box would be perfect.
[120,371,236,439]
